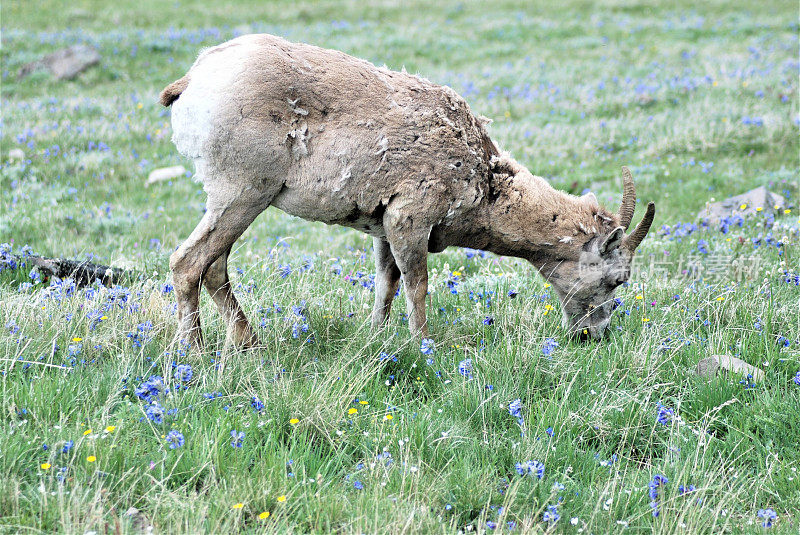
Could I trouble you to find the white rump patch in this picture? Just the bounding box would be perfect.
[559,236,573,244]
[170,35,261,181]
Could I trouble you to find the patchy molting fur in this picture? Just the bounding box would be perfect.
[160,33,649,348]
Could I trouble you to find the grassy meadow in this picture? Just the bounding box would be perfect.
[1,0,799,532]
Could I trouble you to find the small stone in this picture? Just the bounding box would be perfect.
[696,355,765,381]
[697,186,786,224]
[8,148,25,160]
[145,165,186,186]
[234,24,252,36]
[124,507,152,533]
[19,45,101,80]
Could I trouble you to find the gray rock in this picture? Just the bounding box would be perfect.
[696,186,786,224]
[124,507,153,533]
[146,165,186,186]
[19,45,100,80]
[695,355,765,381]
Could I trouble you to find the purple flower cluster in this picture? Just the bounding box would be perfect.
[648,474,668,517]
[515,460,544,479]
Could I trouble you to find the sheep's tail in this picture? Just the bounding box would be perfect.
[159,74,190,107]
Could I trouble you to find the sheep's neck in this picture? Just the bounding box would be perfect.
[458,167,597,263]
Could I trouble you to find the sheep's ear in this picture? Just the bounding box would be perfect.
[600,226,625,255]
[582,192,598,207]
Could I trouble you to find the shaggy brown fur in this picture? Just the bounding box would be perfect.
[160,34,654,347]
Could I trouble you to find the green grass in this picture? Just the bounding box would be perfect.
[1,0,799,533]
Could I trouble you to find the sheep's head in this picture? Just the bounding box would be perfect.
[542,167,655,341]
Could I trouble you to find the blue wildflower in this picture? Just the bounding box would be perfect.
[230,430,245,448]
[656,402,674,425]
[508,399,524,425]
[420,338,435,355]
[793,372,800,386]
[515,460,544,479]
[483,316,494,326]
[135,375,166,402]
[543,504,560,523]
[648,474,668,517]
[173,364,193,382]
[291,321,309,338]
[353,480,364,490]
[166,430,185,449]
[542,338,559,356]
[598,453,618,467]
[62,440,74,454]
[252,396,264,411]
[757,508,777,528]
[145,402,164,424]
[458,359,473,379]
[486,521,497,530]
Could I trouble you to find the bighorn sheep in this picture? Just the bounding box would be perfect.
[160,34,655,347]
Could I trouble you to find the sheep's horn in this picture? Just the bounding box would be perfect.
[619,166,636,230]
[623,202,655,251]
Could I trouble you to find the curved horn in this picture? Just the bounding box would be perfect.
[619,166,636,230]
[623,202,655,251]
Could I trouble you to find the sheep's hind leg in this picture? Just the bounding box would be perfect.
[170,192,267,350]
[203,247,259,348]
[371,237,401,328]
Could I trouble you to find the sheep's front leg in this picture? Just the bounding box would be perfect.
[371,237,402,328]
[384,217,430,336]
[394,247,429,336]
